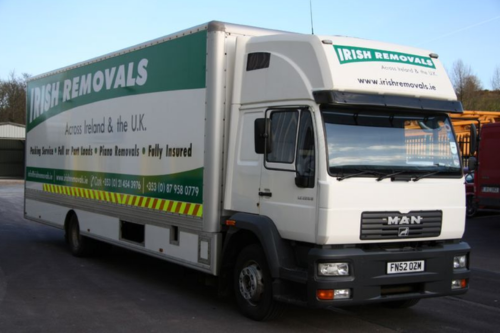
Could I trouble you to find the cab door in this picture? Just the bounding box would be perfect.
[258,108,317,243]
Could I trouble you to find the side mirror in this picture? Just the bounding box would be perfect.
[469,123,477,156]
[254,118,272,154]
[468,156,477,171]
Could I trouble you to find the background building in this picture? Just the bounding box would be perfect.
[0,122,25,179]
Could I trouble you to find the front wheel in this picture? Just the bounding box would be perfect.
[234,244,285,321]
[466,196,477,218]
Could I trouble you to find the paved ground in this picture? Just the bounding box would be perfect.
[1,182,499,332]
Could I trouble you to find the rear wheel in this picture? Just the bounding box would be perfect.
[67,214,99,257]
[234,244,285,321]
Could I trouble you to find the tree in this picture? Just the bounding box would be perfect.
[492,66,500,91]
[462,75,483,110]
[0,72,30,124]
[450,60,482,110]
[450,59,471,99]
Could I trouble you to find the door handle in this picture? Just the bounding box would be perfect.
[259,191,272,197]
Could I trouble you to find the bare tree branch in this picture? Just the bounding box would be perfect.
[449,60,483,109]
[492,66,500,91]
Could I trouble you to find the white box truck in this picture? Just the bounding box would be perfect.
[25,21,470,320]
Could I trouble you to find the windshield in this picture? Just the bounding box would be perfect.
[322,108,462,178]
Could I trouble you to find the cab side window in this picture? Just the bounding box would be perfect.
[266,111,298,164]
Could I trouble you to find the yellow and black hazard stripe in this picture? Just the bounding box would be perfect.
[42,184,203,218]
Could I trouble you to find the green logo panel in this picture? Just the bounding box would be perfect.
[333,45,436,69]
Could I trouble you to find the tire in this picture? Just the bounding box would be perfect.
[67,214,97,257]
[234,244,285,321]
[383,298,420,309]
[466,196,477,218]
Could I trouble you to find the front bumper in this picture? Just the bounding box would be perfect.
[303,242,470,307]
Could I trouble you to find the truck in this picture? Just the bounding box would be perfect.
[25,21,470,321]
[466,122,500,216]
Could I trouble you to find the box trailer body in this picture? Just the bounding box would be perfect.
[25,21,470,320]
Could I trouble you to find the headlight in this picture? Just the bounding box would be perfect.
[453,255,467,269]
[318,263,349,276]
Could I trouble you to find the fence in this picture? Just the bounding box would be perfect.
[405,134,456,166]
[457,134,472,168]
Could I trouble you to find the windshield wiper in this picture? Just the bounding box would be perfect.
[376,171,407,182]
[337,169,382,181]
[412,171,441,182]
[412,165,459,181]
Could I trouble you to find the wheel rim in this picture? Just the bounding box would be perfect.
[239,261,264,305]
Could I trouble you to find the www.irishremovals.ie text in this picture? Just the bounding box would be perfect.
[357,78,437,90]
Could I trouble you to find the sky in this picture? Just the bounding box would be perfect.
[1,0,499,89]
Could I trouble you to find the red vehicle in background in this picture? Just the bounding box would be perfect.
[466,123,500,217]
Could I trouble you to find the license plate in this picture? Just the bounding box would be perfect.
[387,260,425,275]
[482,186,499,193]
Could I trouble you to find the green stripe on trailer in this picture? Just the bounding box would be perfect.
[27,167,204,204]
[26,30,207,132]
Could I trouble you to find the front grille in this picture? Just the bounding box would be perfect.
[361,211,442,240]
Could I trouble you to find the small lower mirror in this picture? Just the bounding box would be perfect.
[295,174,314,188]
[468,156,477,171]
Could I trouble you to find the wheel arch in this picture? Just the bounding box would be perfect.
[221,213,295,278]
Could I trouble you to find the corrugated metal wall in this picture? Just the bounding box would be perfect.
[0,123,25,139]
[0,139,24,178]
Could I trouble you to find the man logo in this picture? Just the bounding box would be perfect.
[398,227,410,237]
[387,215,423,225]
